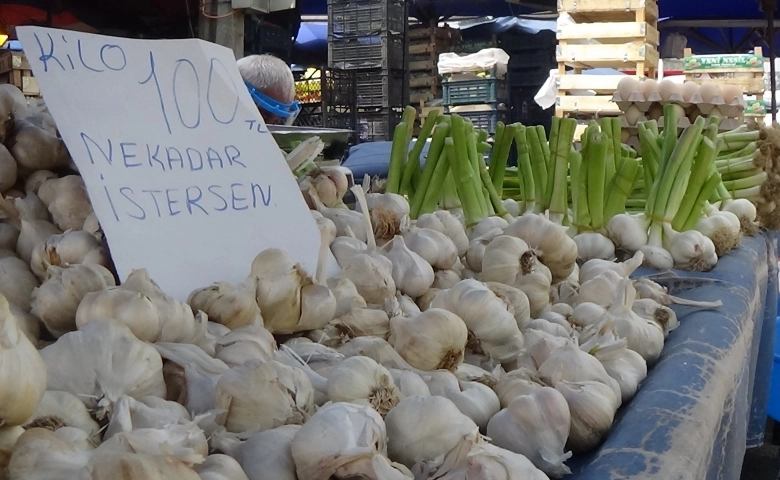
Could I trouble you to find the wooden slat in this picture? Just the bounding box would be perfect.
[410,59,436,72]
[556,95,621,115]
[557,0,658,23]
[410,75,438,88]
[684,74,765,95]
[557,43,659,69]
[557,22,659,46]
[410,91,435,104]
[557,74,629,93]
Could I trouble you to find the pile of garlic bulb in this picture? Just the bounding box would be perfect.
[0,83,722,480]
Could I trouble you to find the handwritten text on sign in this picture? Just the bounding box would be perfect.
[17,27,330,301]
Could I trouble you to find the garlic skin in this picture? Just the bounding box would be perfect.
[574,232,616,261]
[214,325,277,367]
[485,282,531,331]
[431,280,524,362]
[0,255,39,311]
[0,144,16,193]
[336,253,396,306]
[291,402,408,480]
[31,264,116,337]
[422,371,500,432]
[41,320,167,418]
[470,216,509,240]
[556,380,619,453]
[311,210,337,246]
[16,219,61,265]
[84,452,201,480]
[188,277,263,330]
[13,192,49,222]
[494,368,546,407]
[7,427,94,480]
[196,454,250,480]
[389,369,432,398]
[416,210,469,256]
[37,175,94,231]
[214,359,315,434]
[403,227,458,270]
[330,236,368,267]
[464,228,504,272]
[77,269,208,345]
[389,308,468,371]
[103,395,191,440]
[0,223,19,251]
[385,395,480,470]
[382,236,435,298]
[448,441,550,480]
[504,214,578,282]
[154,343,229,416]
[30,230,109,281]
[538,341,622,405]
[327,276,367,317]
[593,341,648,403]
[0,294,47,427]
[606,213,649,253]
[487,387,573,477]
[25,390,101,439]
[357,192,411,243]
[212,425,300,480]
[326,356,400,415]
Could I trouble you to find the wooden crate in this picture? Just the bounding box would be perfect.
[557,0,659,25]
[0,70,40,97]
[557,43,659,71]
[0,51,31,73]
[556,95,621,116]
[557,21,659,46]
[683,47,765,95]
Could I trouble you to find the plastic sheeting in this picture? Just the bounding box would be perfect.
[569,234,777,480]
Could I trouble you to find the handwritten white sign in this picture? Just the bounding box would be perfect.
[17,27,334,301]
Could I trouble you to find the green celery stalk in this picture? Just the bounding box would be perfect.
[549,118,577,223]
[449,116,484,226]
[420,148,451,214]
[527,127,548,211]
[604,157,641,222]
[386,122,409,194]
[402,110,440,196]
[682,172,724,231]
[586,130,608,230]
[492,123,519,196]
[672,137,717,231]
[410,123,450,218]
[544,117,561,209]
[569,147,582,228]
[515,126,536,209]
[536,125,550,169]
[467,132,490,217]
[489,122,506,181]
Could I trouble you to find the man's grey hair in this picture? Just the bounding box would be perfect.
[237,54,296,104]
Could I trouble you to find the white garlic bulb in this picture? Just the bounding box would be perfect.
[214,359,314,434]
[389,308,468,371]
[337,253,396,306]
[214,325,277,368]
[37,175,94,231]
[485,282,531,330]
[327,276,367,317]
[7,428,93,479]
[494,368,546,408]
[195,454,250,480]
[13,192,49,222]
[98,422,208,467]
[504,214,578,283]
[0,255,39,311]
[30,230,109,280]
[593,340,647,403]
[42,320,167,418]
[382,236,435,298]
[463,228,504,273]
[403,227,458,270]
[154,342,229,415]
[30,264,116,338]
[487,387,572,477]
[555,380,619,453]
[389,369,431,398]
[188,277,263,330]
[326,356,400,415]
[103,395,192,440]
[16,219,61,265]
[537,341,622,405]
[25,390,101,440]
[0,294,47,426]
[330,236,368,268]
[423,371,500,432]
[212,425,300,480]
[417,210,469,256]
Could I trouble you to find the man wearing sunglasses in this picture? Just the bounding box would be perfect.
[237,54,301,126]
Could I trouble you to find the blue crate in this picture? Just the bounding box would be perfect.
[443,78,507,106]
[445,106,507,134]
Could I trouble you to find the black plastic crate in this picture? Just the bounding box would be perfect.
[508,49,556,71]
[328,0,407,37]
[445,107,507,134]
[295,107,357,132]
[329,33,406,70]
[244,16,293,60]
[443,78,507,106]
[357,108,402,142]
[508,66,553,88]
[498,30,556,54]
[355,68,406,107]
[295,68,357,107]
[509,91,553,134]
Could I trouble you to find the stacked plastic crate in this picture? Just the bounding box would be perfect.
[442,70,508,135]
[498,30,557,134]
[294,68,358,140]
[244,15,294,62]
[328,0,409,142]
[408,23,460,107]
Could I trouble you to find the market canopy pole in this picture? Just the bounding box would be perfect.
[761,0,777,123]
[198,0,245,59]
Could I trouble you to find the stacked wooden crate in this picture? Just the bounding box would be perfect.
[0,51,39,97]
[683,47,765,96]
[555,0,660,121]
[408,23,460,106]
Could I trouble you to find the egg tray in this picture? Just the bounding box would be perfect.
[618,114,742,133]
[610,90,747,117]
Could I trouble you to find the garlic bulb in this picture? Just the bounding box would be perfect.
[37,175,94,231]
[291,402,410,480]
[16,219,61,266]
[573,232,616,261]
[83,452,201,479]
[632,298,679,336]
[338,336,416,370]
[336,253,395,306]
[385,395,480,470]
[0,255,39,311]
[470,216,509,240]
[0,294,47,426]
[389,308,468,371]
[526,330,569,368]
[24,170,58,194]
[30,230,109,280]
[403,226,458,269]
[83,212,101,239]
[300,168,348,208]
[485,282,531,331]
[494,368,546,407]
[422,371,500,432]
[7,427,93,479]
[42,320,166,418]
[481,235,535,285]
[555,380,618,453]
[487,387,573,477]
[0,426,23,473]
[329,308,391,341]
[98,422,208,467]
[196,455,250,480]
[464,228,504,272]
[25,390,100,439]
[455,363,499,388]
[214,359,314,434]
[416,210,469,256]
[30,264,116,337]
[252,249,337,334]
[13,192,49,222]
[537,341,622,404]
[431,280,524,362]
[382,236,435,298]
[327,356,400,415]
[592,340,647,403]
[311,210,337,246]
[576,270,625,308]
[77,269,208,345]
[188,277,263,330]
[214,325,277,367]
[433,269,461,289]
[104,395,191,440]
[529,318,569,337]
[327,276,367,317]
[212,426,300,480]
[357,192,411,243]
[609,279,665,364]
[389,369,431,398]
[444,442,550,480]
[154,343,229,415]
[504,214,578,282]
[330,236,368,267]
[579,251,644,284]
